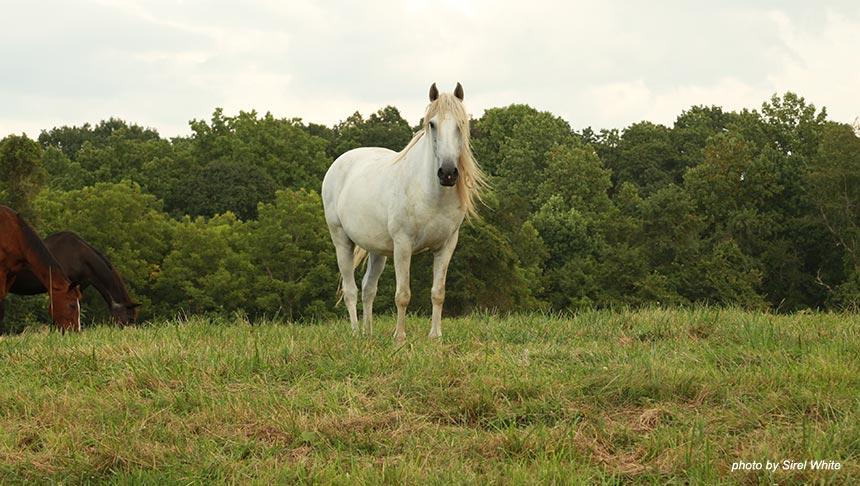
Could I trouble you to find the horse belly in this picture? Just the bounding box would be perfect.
[329,157,398,255]
[9,270,46,295]
[339,207,394,255]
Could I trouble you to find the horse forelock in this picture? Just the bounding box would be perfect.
[395,93,487,218]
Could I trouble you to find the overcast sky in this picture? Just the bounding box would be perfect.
[2,0,858,139]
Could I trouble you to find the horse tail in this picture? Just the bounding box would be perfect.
[336,246,369,305]
[353,247,368,269]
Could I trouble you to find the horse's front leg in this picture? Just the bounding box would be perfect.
[430,231,459,339]
[393,243,412,345]
[0,271,10,323]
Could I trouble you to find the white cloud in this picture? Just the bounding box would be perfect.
[765,8,860,122]
[0,1,857,138]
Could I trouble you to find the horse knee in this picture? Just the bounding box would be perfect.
[431,287,445,306]
[395,288,411,308]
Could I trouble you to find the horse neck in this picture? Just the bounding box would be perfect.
[19,237,70,294]
[62,237,132,306]
[91,265,132,306]
[28,257,69,294]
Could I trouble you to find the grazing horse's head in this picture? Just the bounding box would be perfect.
[51,282,82,332]
[111,302,141,326]
[427,82,467,187]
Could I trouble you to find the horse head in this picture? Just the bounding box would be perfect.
[111,302,141,326]
[51,281,82,332]
[427,82,467,187]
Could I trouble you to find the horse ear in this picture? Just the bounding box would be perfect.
[429,83,439,102]
[454,82,464,101]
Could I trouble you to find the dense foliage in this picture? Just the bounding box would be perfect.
[2,95,859,332]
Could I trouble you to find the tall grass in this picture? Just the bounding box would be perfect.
[1,308,858,484]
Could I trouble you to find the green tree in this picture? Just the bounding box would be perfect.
[530,194,605,308]
[140,137,198,217]
[74,133,174,185]
[329,106,414,158]
[189,109,330,192]
[760,92,827,159]
[154,213,253,315]
[38,118,161,161]
[41,147,88,191]
[473,105,576,219]
[538,144,612,214]
[245,189,339,320]
[807,122,860,308]
[671,105,734,169]
[606,121,681,196]
[682,133,786,307]
[0,134,47,222]
[171,159,278,220]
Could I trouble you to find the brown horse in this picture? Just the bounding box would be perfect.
[0,206,82,332]
[7,231,140,325]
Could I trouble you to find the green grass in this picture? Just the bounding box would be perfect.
[1,308,858,484]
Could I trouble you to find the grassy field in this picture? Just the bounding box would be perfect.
[0,308,858,485]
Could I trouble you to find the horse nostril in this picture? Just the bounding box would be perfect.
[438,166,458,185]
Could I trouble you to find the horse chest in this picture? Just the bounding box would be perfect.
[0,249,27,273]
[393,203,462,251]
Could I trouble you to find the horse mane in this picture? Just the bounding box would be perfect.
[14,212,65,282]
[83,240,133,301]
[395,93,487,219]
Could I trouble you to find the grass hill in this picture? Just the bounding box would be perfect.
[1,309,858,484]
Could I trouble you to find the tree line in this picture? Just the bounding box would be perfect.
[1,93,858,332]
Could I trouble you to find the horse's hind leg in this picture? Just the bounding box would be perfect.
[330,227,360,333]
[361,253,386,335]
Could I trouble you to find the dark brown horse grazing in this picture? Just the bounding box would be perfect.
[6,231,140,325]
[0,206,82,332]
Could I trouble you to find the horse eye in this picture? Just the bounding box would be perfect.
[429,120,436,130]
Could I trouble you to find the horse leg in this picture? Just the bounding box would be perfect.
[0,271,9,323]
[393,243,412,345]
[430,232,459,339]
[361,253,386,336]
[330,227,360,333]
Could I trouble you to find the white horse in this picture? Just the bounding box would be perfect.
[322,83,485,343]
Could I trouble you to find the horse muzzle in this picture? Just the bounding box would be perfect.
[437,166,459,187]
